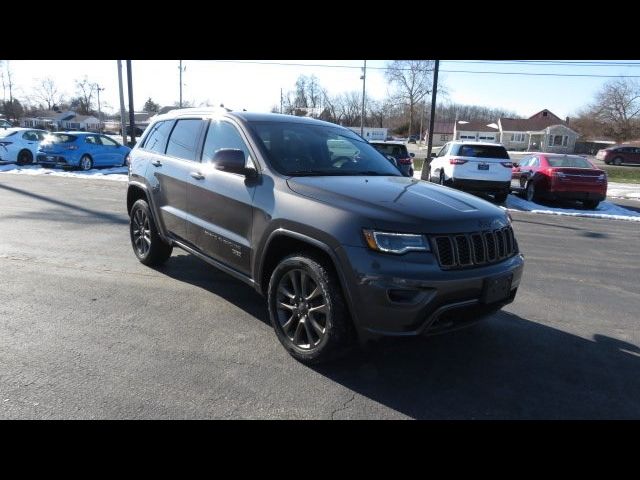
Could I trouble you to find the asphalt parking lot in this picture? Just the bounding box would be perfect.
[1,174,639,419]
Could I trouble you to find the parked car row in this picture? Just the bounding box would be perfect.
[0,127,131,170]
[421,141,608,209]
[596,145,640,165]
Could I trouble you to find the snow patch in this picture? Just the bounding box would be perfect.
[506,195,640,222]
[0,164,128,182]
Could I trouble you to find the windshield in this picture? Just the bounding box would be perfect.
[249,121,402,176]
[547,156,593,168]
[45,134,77,144]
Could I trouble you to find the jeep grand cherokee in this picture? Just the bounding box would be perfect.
[126,108,525,364]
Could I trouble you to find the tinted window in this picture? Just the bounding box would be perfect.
[22,131,39,141]
[250,121,400,176]
[143,120,173,154]
[47,134,77,144]
[371,143,409,158]
[455,144,509,159]
[100,135,118,147]
[165,119,203,161]
[202,121,252,166]
[547,156,593,168]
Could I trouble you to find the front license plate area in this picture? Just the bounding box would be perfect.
[478,163,489,170]
[481,273,513,304]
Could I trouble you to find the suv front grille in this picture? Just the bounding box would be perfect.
[431,226,518,270]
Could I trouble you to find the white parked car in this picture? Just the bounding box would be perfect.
[0,128,49,165]
[423,141,513,202]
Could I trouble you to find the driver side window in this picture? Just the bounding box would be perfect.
[202,120,253,168]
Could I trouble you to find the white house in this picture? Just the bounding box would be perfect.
[60,114,100,131]
[497,109,579,153]
[453,120,500,142]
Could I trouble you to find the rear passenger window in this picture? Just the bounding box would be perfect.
[165,119,203,161]
[202,121,252,166]
[143,121,174,154]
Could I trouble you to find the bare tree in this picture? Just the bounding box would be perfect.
[385,60,435,136]
[74,77,96,114]
[33,77,64,110]
[588,78,640,141]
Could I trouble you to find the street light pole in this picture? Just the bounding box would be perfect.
[179,60,184,108]
[426,59,440,162]
[126,60,136,146]
[117,60,127,146]
[360,60,367,137]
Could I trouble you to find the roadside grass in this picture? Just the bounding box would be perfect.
[603,165,640,184]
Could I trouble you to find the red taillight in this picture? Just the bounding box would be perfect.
[449,158,468,165]
[398,157,412,165]
[500,162,513,168]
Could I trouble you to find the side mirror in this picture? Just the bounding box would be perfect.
[409,152,415,158]
[212,148,253,176]
[512,162,519,168]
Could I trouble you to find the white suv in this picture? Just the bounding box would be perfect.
[423,141,513,202]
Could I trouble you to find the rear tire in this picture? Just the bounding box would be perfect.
[583,199,600,210]
[525,180,537,202]
[267,253,354,365]
[17,150,33,165]
[79,155,93,171]
[439,171,446,185]
[494,191,508,203]
[129,199,173,266]
[613,157,623,166]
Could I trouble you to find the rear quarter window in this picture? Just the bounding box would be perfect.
[142,120,174,154]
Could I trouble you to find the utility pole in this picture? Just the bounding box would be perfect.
[280,88,283,114]
[117,60,127,146]
[426,60,440,163]
[419,101,425,146]
[360,60,367,137]
[95,84,105,133]
[126,60,136,146]
[179,60,185,108]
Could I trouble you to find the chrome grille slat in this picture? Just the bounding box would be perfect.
[432,226,518,270]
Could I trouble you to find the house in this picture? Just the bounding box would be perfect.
[497,109,578,153]
[61,114,100,131]
[453,121,500,143]
[21,110,76,130]
[424,122,455,146]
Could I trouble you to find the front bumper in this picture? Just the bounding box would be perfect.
[335,245,524,337]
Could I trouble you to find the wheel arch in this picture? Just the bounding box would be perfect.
[257,230,358,328]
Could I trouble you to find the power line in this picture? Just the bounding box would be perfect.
[446,60,640,67]
[202,60,640,78]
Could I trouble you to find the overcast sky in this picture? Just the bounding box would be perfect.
[6,60,640,119]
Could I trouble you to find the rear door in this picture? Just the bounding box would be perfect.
[185,119,257,275]
[145,118,205,241]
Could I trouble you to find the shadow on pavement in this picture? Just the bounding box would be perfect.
[0,182,128,225]
[154,253,640,419]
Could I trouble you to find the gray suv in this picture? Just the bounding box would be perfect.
[127,108,524,364]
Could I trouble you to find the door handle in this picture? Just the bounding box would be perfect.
[190,172,205,180]
[151,160,162,167]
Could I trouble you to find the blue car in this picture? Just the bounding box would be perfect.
[37,132,131,170]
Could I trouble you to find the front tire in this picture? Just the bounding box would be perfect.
[267,253,354,364]
[439,171,446,185]
[525,180,537,202]
[129,199,173,266]
[613,156,623,166]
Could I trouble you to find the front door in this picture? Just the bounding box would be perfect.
[186,119,257,275]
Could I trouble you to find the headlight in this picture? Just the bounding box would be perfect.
[362,229,430,254]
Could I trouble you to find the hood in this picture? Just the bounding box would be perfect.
[286,176,510,234]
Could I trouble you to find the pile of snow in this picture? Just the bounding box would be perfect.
[607,182,640,199]
[506,195,640,222]
[0,164,128,182]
